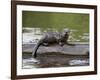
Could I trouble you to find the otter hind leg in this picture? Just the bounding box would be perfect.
[42,43,49,46]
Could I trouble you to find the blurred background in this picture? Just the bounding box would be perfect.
[22,11,89,44]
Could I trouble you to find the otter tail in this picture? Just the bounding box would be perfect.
[32,39,43,58]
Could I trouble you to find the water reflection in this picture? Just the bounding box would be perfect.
[22,54,89,69]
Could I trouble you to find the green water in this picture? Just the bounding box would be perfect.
[22,11,89,42]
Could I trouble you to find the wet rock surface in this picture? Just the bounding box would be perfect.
[23,43,89,55]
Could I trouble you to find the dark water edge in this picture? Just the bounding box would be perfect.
[22,52,89,69]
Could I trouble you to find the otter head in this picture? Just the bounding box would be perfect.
[58,29,70,46]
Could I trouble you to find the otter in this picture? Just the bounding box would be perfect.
[32,29,75,58]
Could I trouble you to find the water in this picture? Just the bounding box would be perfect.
[22,28,42,44]
[22,53,89,69]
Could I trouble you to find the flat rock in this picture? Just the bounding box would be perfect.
[23,43,89,56]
